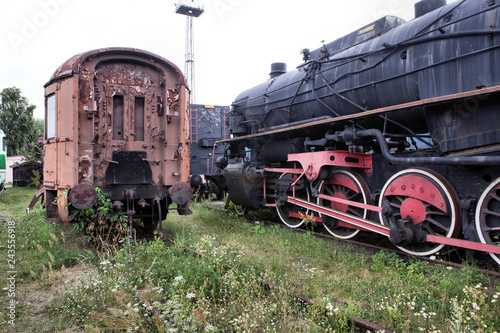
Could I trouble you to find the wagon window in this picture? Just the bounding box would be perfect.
[46,94,56,139]
[113,95,124,140]
[134,97,145,141]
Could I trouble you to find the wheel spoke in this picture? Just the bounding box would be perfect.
[425,209,449,217]
[424,217,449,233]
[324,186,335,197]
[319,170,370,240]
[388,201,402,210]
[379,168,460,257]
[276,173,309,228]
[346,191,360,201]
[476,177,500,266]
[346,207,362,217]
[483,209,500,218]
[395,195,406,204]
[481,226,500,232]
[489,191,500,203]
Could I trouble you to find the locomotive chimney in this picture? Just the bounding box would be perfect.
[270,62,287,79]
[415,0,446,18]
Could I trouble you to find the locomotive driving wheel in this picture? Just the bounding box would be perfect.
[475,177,500,265]
[276,173,310,228]
[317,169,371,239]
[378,168,461,256]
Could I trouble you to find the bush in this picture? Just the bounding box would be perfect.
[68,187,128,252]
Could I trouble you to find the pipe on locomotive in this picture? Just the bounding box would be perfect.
[326,128,500,166]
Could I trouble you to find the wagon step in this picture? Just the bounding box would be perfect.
[26,185,44,214]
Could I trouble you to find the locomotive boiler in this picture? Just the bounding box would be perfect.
[221,0,500,264]
[43,48,192,232]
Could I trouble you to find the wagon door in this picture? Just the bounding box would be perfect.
[43,78,78,222]
[93,63,165,198]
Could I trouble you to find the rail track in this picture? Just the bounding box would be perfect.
[166,237,395,333]
[260,218,500,279]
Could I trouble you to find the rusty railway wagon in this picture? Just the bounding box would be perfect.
[218,0,500,265]
[43,48,192,233]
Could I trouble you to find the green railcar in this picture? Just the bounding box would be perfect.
[0,129,6,192]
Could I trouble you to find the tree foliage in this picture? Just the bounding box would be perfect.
[0,87,37,156]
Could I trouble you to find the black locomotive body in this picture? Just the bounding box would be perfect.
[189,104,229,199]
[221,0,500,264]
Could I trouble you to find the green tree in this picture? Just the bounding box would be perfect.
[0,87,37,156]
[33,118,44,138]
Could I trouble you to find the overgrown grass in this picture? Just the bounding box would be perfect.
[1,190,500,332]
[151,201,500,332]
[0,185,95,332]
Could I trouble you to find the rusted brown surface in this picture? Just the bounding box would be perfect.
[68,183,97,210]
[169,181,192,206]
[45,47,184,88]
[43,47,191,223]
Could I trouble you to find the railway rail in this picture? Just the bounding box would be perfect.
[260,218,500,279]
[167,237,395,333]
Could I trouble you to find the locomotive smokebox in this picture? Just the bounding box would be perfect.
[414,0,446,18]
[270,62,287,79]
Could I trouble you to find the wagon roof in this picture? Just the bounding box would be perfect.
[45,47,185,87]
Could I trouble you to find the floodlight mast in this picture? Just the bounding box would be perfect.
[175,1,204,104]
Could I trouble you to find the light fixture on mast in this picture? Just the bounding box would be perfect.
[175,0,204,104]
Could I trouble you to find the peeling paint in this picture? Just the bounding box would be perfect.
[44,48,192,223]
[79,154,92,183]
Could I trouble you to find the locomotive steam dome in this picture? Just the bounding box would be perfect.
[415,0,447,18]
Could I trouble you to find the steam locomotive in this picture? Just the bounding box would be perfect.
[219,0,500,264]
[43,48,192,233]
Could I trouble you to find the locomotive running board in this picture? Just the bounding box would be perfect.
[287,196,500,255]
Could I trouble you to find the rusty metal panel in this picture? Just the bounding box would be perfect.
[134,97,145,141]
[43,143,57,184]
[44,47,191,223]
[56,77,78,189]
[178,85,191,183]
[112,95,124,140]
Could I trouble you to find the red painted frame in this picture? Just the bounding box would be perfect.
[288,151,373,181]
[288,196,500,255]
[262,150,500,256]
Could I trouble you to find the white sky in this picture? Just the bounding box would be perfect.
[0,0,420,120]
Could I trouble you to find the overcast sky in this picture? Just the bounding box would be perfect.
[0,0,420,120]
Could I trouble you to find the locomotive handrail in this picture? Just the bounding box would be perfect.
[352,129,500,166]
